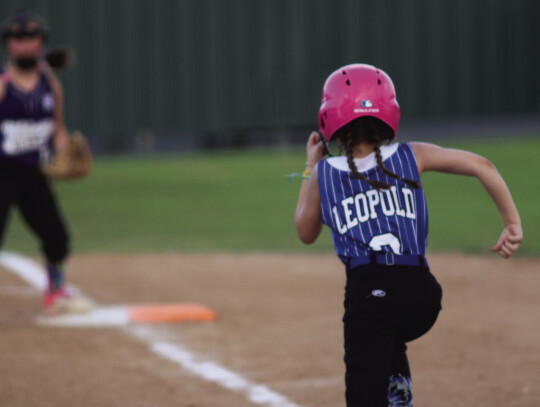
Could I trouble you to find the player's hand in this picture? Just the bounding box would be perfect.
[492,223,522,258]
[306,131,325,167]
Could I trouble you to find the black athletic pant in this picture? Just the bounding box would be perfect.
[0,162,69,263]
[343,262,442,406]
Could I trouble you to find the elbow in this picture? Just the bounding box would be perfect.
[480,157,495,170]
[297,230,318,245]
[295,218,319,245]
[471,156,496,176]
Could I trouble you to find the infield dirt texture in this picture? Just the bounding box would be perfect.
[1,252,538,406]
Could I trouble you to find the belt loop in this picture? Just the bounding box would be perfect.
[386,252,395,266]
[369,253,377,265]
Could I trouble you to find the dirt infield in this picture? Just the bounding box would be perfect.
[0,252,538,407]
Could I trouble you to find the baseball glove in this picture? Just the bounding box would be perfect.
[42,131,93,180]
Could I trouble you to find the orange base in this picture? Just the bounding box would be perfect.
[129,303,217,323]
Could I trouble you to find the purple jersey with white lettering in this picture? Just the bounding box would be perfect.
[0,69,56,166]
[317,143,428,264]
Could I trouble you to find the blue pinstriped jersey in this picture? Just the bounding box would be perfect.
[317,143,428,264]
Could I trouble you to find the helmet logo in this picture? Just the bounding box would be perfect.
[355,99,379,113]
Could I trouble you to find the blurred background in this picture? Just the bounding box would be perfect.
[1,0,539,255]
[1,0,538,153]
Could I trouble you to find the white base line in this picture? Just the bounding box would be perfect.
[0,251,305,407]
[0,251,47,290]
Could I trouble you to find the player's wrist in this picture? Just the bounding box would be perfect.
[504,219,521,228]
[302,162,314,180]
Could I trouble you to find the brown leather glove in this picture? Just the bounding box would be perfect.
[41,131,93,180]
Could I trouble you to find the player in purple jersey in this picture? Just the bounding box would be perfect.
[0,11,91,314]
[295,64,522,406]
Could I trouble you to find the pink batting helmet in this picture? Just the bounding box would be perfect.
[318,64,400,142]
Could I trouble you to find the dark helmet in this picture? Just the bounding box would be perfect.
[1,10,49,46]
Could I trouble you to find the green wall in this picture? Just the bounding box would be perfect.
[1,0,538,142]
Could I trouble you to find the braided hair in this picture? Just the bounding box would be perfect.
[334,117,420,190]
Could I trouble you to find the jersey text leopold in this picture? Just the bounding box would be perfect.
[333,185,416,234]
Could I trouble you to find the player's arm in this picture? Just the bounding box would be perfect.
[45,66,69,152]
[410,142,522,258]
[0,77,6,102]
[295,132,324,244]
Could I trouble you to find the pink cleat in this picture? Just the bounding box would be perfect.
[43,286,93,316]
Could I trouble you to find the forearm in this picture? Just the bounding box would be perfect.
[47,68,69,153]
[476,164,520,226]
[294,168,323,244]
[294,165,314,220]
[53,125,69,152]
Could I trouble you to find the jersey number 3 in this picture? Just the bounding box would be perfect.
[368,233,402,254]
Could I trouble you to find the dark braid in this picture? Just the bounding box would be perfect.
[374,145,420,189]
[344,133,391,190]
[336,117,420,190]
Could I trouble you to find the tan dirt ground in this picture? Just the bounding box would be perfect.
[0,252,538,407]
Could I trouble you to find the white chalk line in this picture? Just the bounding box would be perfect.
[0,251,47,290]
[0,251,305,407]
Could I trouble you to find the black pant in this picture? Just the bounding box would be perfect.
[0,162,69,263]
[343,263,442,406]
